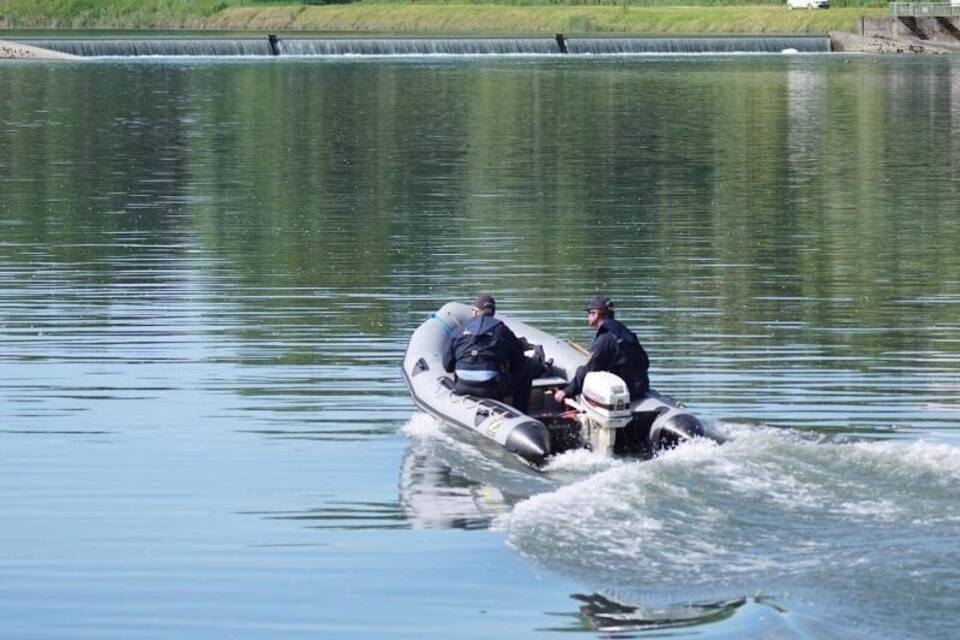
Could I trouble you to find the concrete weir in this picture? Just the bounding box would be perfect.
[3,28,957,58]
[831,16,960,53]
[0,39,78,60]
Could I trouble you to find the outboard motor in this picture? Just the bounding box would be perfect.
[578,372,632,455]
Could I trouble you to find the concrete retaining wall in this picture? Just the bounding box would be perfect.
[830,30,956,53]
[860,16,960,45]
[830,16,960,53]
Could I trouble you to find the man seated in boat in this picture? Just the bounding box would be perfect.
[442,293,532,413]
[554,295,650,405]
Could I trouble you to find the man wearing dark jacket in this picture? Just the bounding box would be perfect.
[443,294,532,413]
[553,295,650,405]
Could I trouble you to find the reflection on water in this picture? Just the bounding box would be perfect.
[2,57,958,441]
[241,501,409,531]
[399,446,516,530]
[236,436,523,532]
[232,421,532,532]
[559,593,746,634]
[546,594,870,639]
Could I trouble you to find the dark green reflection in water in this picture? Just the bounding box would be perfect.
[1,56,958,396]
[6,56,960,640]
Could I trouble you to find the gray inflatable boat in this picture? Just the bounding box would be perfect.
[402,302,709,467]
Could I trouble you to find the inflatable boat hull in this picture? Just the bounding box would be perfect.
[402,302,706,467]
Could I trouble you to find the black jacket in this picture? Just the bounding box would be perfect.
[563,318,650,399]
[443,315,526,381]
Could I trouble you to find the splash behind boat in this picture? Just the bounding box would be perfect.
[402,302,709,467]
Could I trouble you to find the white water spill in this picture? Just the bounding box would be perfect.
[497,424,960,637]
[18,36,830,58]
[402,412,451,440]
[542,448,627,476]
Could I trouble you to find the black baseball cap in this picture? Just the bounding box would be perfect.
[473,293,496,313]
[585,295,613,313]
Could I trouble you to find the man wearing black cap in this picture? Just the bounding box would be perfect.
[553,295,650,405]
[443,294,532,413]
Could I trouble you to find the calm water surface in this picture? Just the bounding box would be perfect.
[1,54,959,639]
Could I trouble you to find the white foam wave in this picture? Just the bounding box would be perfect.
[543,448,626,476]
[501,425,960,609]
[400,412,446,439]
[843,439,960,484]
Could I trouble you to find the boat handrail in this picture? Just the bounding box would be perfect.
[567,339,590,356]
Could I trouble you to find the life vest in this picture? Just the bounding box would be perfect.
[453,316,508,384]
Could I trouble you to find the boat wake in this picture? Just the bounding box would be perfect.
[402,413,960,637]
[497,423,960,638]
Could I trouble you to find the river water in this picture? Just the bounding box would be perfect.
[1,53,959,639]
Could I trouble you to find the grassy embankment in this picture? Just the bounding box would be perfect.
[0,0,886,34]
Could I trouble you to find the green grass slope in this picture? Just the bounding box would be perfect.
[0,0,886,33]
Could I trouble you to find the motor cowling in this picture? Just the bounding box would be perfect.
[579,371,632,455]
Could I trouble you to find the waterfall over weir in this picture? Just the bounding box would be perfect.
[568,36,829,54]
[20,36,830,57]
[22,38,275,57]
[279,38,559,56]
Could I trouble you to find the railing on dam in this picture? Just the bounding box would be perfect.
[890,2,960,17]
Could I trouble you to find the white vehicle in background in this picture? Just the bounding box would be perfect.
[787,0,829,8]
